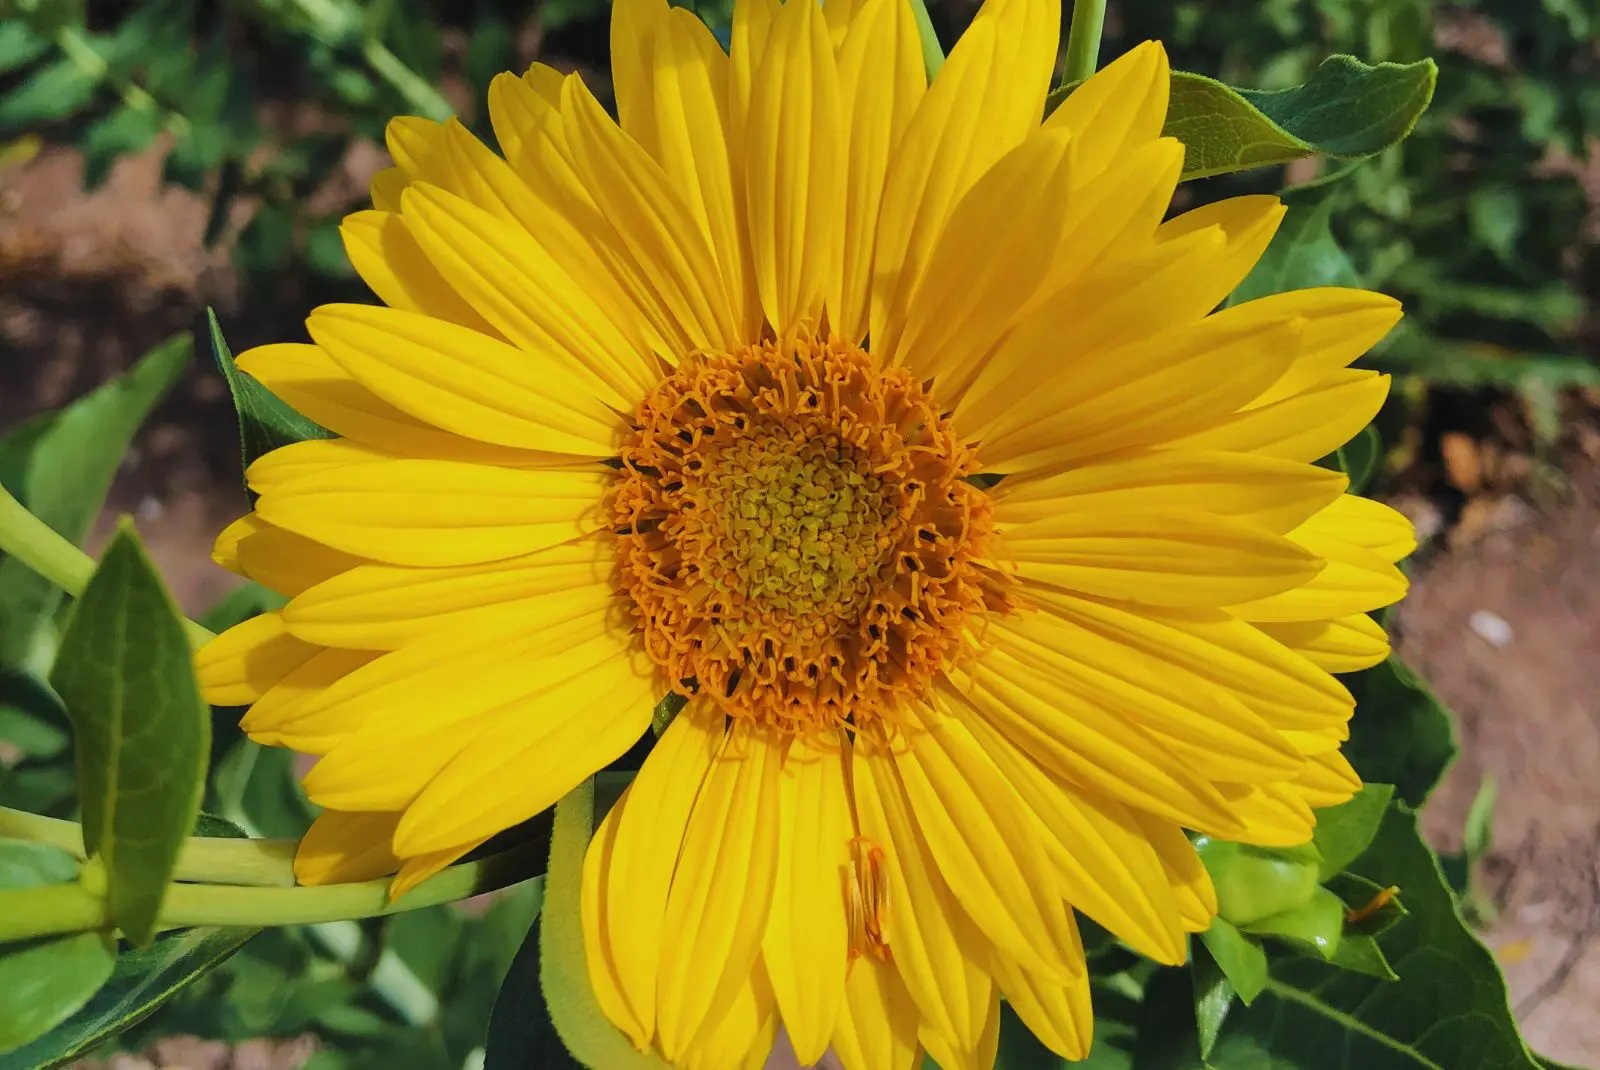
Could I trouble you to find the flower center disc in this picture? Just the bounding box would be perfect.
[613,336,998,733]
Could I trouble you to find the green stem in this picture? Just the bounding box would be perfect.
[0,839,543,943]
[1062,0,1108,84]
[0,884,107,941]
[907,0,945,80]
[0,484,214,649]
[362,38,453,121]
[0,806,298,887]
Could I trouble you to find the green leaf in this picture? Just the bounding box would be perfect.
[1207,805,1541,1069]
[1131,967,1206,1070]
[1191,942,1234,1059]
[1327,872,1408,939]
[49,524,210,946]
[0,57,98,126]
[0,925,259,1070]
[1163,55,1437,182]
[1326,932,1399,981]
[1343,657,1457,807]
[1336,425,1383,495]
[0,22,49,75]
[0,667,70,761]
[1312,783,1394,879]
[1198,918,1267,1005]
[209,740,313,839]
[0,334,189,667]
[485,901,580,1070]
[208,309,331,486]
[1230,197,1361,305]
[0,840,116,1055]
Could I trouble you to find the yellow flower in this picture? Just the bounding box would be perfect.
[195,0,1414,1063]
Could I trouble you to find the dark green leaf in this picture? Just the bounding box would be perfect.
[0,58,97,126]
[0,667,71,761]
[1343,657,1457,807]
[1158,55,1436,182]
[0,22,49,75]
[1191,942,1233,1058]
[485,908,581,1070]
[1207,805,1540,1069]
[208,309,331,485]
[0,925,259,1070]
[1131,967,1205,1070]
[0,334,189,666]
[1230,197,1361,305]
[1312,783,1394,879]
[209,740,313,839]
[49,525,210,946]
[1336,425,1383,495]
[0,841,116,1055]
[1327,872,1409,939]
[1198,918,1267,1005]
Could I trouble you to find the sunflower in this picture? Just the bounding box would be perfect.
[195,0,1413,1063]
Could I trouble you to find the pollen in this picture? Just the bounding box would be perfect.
[612,334,1001,733]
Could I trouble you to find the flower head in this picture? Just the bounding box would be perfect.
[196,0,1413,1063]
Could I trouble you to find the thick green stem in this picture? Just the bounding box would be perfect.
[0,839,543,943]
[0,808,298,887]
[0,484,214,648]
[1062,0,1108,84]
[0,884,107,941]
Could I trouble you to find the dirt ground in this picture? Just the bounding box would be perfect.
[3,143,1598,1068]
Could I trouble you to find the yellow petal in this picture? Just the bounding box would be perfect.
[561,75,740,354]
[1245,289,1403,408]
[1130,811,1217,932]
[829,0,924,344]
[398,182,658,406]
[393,636,656,852]
[1169,369,1393,463]
[245,439,392,495]
[369,166,407,212]
[745,0,842,334]
[1000,508,1323,607]
[585,707,724,1048]
[255,458,607,567]
[655,723,784,1060]
[1154,195,1286,312]
[987,609,1304,782]
[283,535,614,650]
[340,210,497,335]
[890,128,1075,388]
[650,8,756,336]
[390,838,487,900]
[761,734,850,1065]
[294,809,402,885]
[851,732,995,1053]
[1256,613,1391,674]
[972,274,1300,470]
[230,515,363,598]
[895,713,1085,982]
[211,513,255,575]
[610,0,669,148]
[1044,40,1169,178]
[1229,524,1408,623]
[1302,494,1417,563]
[681,962,779,1070]
[870,0,1059,348]
[240,647,381,745]
[1016,587,1354,731]
[194,612,320,706]
[990,952,1092,1061]
[995,450,1348,537]
[918,997,1000,1070]
[829,955,922,1070]
[957,711,1186,964]
[939,670,1238,834]
[307,303,622,456]
[234,345,546,467]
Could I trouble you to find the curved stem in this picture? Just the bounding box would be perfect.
[1062,0,1108,84]
[0,485,214,649]
[1,804,295,886]
[0,839,543,944]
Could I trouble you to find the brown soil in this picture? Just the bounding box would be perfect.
[5,142,1598,1069]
